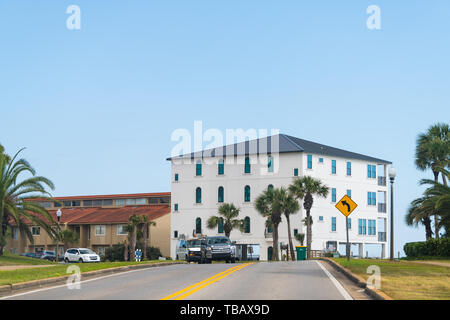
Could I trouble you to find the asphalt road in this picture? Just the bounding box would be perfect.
[2,260,352,300]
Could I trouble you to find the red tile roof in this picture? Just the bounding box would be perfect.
[40,192,171,201]
[12,205,170,226]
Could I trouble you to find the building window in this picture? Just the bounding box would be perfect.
[268,184,274,191]
[331,160,336,174]
[195,218,202,234]
[31,226,40,236]
[135,198,146,205]
[319,157,324,163]
[115,199,125,206]
[319,216,324,222]
[294,229,298,236]
[218,218,224,234]
[117,225,128,235]
[368,220,376,235]
[103,199,113,206]
[331,217,336,231]
[367,164,376,178]
[218,159,224,175]
[347,189,352,198]
[358,219,367,235]
[294,168,298,176]
[244,156,251,173]
[348,218,352,230]
[367,192,376,206]
[347,162,351,176]
[307,155,312,169]
[244,217,250,233]
[244,185,251,202]
[196,160,202,176]
[196,187,202,204]
[54,201,62,208]
[175,173,179,182]
[174,203,179,211]
[71,200,81,207]
[331,188,336,202]
[218,187,224,203]
[12,227,18,240]
[84,200,93,207]
[268,155,274,173]
[95,225,106,236]
[174,230,178,238]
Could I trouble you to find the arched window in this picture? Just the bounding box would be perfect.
[218,186,224,203]
[196,187,202,203]
[196,160,202,176]
[268,184,274,191]
[268,155,273,173]
[244,217,250,233]
[195,218,202,234]
[218,218,224,234]
[218,159,224,175]
[244,185,251,202]
[244,156,251,173]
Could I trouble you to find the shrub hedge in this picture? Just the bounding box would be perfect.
[103,243,162,262]
[403,238,450,258]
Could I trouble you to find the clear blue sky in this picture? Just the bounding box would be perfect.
[1,1,449,255]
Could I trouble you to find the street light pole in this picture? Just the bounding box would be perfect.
[56,209,62,263]
[389,166,396,261]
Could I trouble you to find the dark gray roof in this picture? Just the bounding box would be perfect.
[167,134,391,164]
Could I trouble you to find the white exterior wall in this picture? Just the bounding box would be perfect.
[170,152,388,260]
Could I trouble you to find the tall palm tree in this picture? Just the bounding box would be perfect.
[276,188,299,261]
[138,215,156,260]
[405,196,434,240]
[421,177,450,234]
[0,147,56,256]
[126,214,141,261]
[207,203,243,238]
[289,176,329,259]
[255,188,283,261]
[415,123,450,238]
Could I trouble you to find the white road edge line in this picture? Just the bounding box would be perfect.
[0,263,182,300]
[315,260,353,300]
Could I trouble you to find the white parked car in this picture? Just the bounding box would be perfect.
[64,248,101,263]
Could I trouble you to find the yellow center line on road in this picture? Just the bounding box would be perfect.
[161,263,253,300]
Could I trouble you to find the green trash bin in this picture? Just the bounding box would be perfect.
[296,246,307,261]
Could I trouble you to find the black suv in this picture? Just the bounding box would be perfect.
[199,236,235,264]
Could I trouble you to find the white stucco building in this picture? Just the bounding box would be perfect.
[168,134,391,261]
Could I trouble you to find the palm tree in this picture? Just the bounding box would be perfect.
[289,176,329,259]
[405,196,434,240]
[59,229,80,253]
[421,176,450,235]
[255,188,283,261]
[276,188,299,261]
[126,214,141,261]
[138,215,156,260]
[207,203,243,238]
[415,123,450,238]
[0,147,56,256]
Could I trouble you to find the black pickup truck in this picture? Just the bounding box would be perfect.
[199,236,236,264]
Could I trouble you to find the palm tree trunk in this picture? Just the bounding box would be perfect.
[424,217,433,240]
[286,215,295,261]
[272,224,279,261]
[306,210,312,259]
[143,223,148,260]
[442,172,448,187]
[130,226,137,261]
[433,171,440,239]
[124,240,128,261]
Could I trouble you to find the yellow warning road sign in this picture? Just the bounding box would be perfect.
[335,195,358,217]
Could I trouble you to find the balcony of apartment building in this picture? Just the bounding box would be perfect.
[377,217,387,242]
[264,228,273,240]
[377,191,387,213]
[377,164,387,187]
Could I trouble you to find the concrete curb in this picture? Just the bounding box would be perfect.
[320,258,393,300]
[0,261,184,297]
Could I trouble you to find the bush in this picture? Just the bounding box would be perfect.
[404,238,450,258]
[146,247,162,260]
[104,244,126,262]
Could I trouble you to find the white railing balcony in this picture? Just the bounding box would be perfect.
[378,176,386,186]
[378,232,386,242]
[378,203,387,213]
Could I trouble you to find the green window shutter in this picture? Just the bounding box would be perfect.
[196,187,202,203]
[244,157,251,173]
